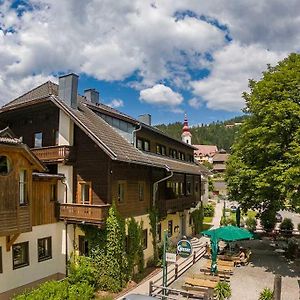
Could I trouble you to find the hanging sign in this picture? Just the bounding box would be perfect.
[177,239,192,258]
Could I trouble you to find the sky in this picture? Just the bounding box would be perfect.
[0,1,299,125]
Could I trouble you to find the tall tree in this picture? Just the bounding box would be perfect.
[226,53,300,213]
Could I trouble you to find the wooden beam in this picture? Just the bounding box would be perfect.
[6,234,20,252]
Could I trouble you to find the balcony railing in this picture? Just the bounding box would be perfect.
[31,145,74,163]
[165,196,198,213]
[59,203,109,225]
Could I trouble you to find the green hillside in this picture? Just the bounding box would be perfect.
[155,115,246,152]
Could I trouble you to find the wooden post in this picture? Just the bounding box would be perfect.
[149,281,153,296]
[175,264,178,279]
[273,275,282,300]
[193,251,196,264]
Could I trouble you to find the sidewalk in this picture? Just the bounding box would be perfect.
[117,200,222,299]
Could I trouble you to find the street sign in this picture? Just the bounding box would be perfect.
[177,239,192,258]
[166,252,176,263]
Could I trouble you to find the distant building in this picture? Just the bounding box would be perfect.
[181,113,192,145]
[194,145,218,164]
[212,149,229,173]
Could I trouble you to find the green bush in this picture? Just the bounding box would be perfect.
[260,209,276,232]
[204,204,215,217]
[246,217,257,232]
[286,238,298,259]
[214,281,232,300]
[279,218,294,232]
[13,281,94,300]
[259,287,273,300]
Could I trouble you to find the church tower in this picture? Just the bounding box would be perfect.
[181,113,192,145]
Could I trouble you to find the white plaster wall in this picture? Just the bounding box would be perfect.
[58,110,74,146]
[57,165,73,203]
[0,223,70,293]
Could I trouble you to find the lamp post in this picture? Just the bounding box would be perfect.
[162,230,168,298]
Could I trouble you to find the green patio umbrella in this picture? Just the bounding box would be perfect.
[210,232,218,274]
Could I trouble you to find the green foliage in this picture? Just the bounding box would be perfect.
[68,255,97,287]
[156,116,246,152]
[149,207,159,265]
[286,238,298,259]
[214,281,232,300]
[246,217,257,232]
[279,218,294,231]
[79,224,106,253]
[220,216,236,226]
[208,177,214,192]
[226,53,300,213]
[203,161,213,170]
[260,209,276,232]
[13,281,94,300]
[259,287,273,300]
[191,204,204,234]
[203,204,215,217]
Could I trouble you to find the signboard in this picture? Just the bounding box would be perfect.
[177,239,192,258]
[166,252,176,263]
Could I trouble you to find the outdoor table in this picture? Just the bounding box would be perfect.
[205,262,233,273]
[185,277,218,289]
[208,259,234,267]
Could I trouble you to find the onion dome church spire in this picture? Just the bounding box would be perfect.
[181,113,192,144]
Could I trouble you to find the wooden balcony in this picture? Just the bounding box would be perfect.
[165,196,198,213]
[31,145,74,163]
[59,203,110,225]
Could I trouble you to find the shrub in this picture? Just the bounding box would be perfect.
[214,281,232,300]
[286,237,298,259]
[259,287,273,300]
[204,204,215,217]
[13,281,94,300]
[279,218,294,232]
[260,209,276,232]
[246,217,257,232]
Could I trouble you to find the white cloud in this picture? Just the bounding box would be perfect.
[139,84,183,108]
[188,97,202,109]
[191,42,286,111]
[106,99,124,108]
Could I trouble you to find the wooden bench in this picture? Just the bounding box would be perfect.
[207,259,234,268]
[205,262,234,274]
[200,268,231,281]
[182,284,214,300]
[185,277,218,289]
[191,273,220,282]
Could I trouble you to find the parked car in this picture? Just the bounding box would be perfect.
[122,294,157,300]
[275,213,283,222]
[230,205,237,212]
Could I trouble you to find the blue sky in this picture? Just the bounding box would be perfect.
[0,1,299,125]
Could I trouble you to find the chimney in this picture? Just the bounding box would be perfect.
[138,114,151,126]
[84,89,100,104]
[58,73,79,109]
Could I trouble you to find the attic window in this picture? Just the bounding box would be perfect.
[0,155,11,175]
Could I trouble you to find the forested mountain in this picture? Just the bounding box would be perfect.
[155,115,247,152]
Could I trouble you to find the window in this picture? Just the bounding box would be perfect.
[78,236,89,256]
[0,246,2,273]
[54,130,59,145]
[19,170,28,205]
[137,139,143,150]
[188,154,194,162]
[195,182,199,194]
[186,182,192,195]
[118,181,126,203]
[179,152,185,161]
[157,223,162,242]
[142,229,148,250]
[168,220,173,237]
[144,140,150,152]
[12,242,29,269]
[38,237,52,262]
[179,182,184,196]
[34,132,43,148]
[138,181,145,201]
[50,184,57,201]
[156,144,166,156]
[0,155,11,175]
[78,182,91,204]
[189,215,193,226]
[169,148,177,159]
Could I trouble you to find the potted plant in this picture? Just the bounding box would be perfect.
[214,281,232,300]
[259,287,273,300]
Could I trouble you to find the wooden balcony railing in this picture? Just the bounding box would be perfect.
[31,145,74,163]
[165,196,198,213]
[59,203,110,225]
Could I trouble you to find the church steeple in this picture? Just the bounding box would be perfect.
[181,113,192,144]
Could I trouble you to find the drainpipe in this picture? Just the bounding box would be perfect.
[132,124,142,148]
[65,222,68,277]
[61,178,68,204]
[152,165,174,207]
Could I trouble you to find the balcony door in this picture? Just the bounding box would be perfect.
[78,181,92,205]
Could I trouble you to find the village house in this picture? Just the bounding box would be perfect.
[0,73,209,297]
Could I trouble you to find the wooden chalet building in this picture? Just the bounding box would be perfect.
[0,128,65,299]
[0,74,209,295]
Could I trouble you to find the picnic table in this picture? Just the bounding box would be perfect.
[210,259,234,268]
[205,261,234,274]
[185,277,218,289]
